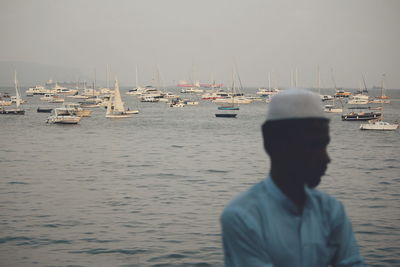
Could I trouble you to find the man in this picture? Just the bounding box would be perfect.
[220,89,364,267]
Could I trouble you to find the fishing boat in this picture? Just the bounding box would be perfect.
[46,108,81,124]
[106,79,133,118]
[0,72,25,115]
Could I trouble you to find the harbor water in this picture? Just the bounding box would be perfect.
[1,88,399,266]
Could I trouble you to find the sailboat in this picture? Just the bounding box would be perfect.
[1,72,25,115]
[106,79,133,118]
[370,74,390,104]
[215,67,239,117]
[348,80,369,105]
[126,65,145,95]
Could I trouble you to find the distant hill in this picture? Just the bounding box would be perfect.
[0,61,87,87]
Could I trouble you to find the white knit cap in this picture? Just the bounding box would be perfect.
[266,88,326,121]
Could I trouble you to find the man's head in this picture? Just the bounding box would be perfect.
[262,89,330,188]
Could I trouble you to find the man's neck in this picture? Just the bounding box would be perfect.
[270,169,306,211]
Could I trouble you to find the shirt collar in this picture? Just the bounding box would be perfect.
[264,176,311,216]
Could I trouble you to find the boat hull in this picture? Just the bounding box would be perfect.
[218,107,240,110]
[37,108,53,113]
[215,113,237,118]
[0,108,25,115]
[341,112,381,121]
[106,114,133,118]
[360,121,399,131]
[47,117,81,124]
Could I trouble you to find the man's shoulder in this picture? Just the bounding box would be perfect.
[221,180,267,222]
[307,188,346,220]
[308,187,342,206]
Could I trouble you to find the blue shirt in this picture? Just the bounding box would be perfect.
[220,177,365,267]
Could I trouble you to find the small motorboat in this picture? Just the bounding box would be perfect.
[215,113,237,118]
[37,107,53,113]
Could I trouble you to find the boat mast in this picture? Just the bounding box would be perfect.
[290,69,293,88]
[135,65,139,88]
[268,72,271,90]
[317,65,320,90]
[14,71,21,108]
[106,64,110,89]
[362,74,368,93]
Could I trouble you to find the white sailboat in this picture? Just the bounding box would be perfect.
[106,79,133,118]
[127,65,146,95]
[316,65,333,101]
[1,72,25,115]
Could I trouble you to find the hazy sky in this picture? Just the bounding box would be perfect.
[1,0,399,88]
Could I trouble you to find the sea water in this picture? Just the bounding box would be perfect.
[0,88,399,266]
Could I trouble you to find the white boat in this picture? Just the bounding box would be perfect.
[138,86,165,101]
[182,99,199,105]
[125,109,139,114]
[82,88,100,97]
[360,103,398,131]
[53,83,78,95]
[62,103,92,117]
[169,99,185,108]
[163,92,180,99]
[360,120,399,131]
[47,108,81,124]
[257,73,280,96]
[256,88,280,96]
[0,72,25,115]
[0,100,12,106]
[348,94,369,105]
[320,94,333,101]
[25,85,53,96]
[106,79,133,118]
[213,96,252,104]
[324,96,343,113]
[140,95,160,102]
[201,90,230,100]
[324,105,343,113]
[180,87,204,93]
[40,93,65,103]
